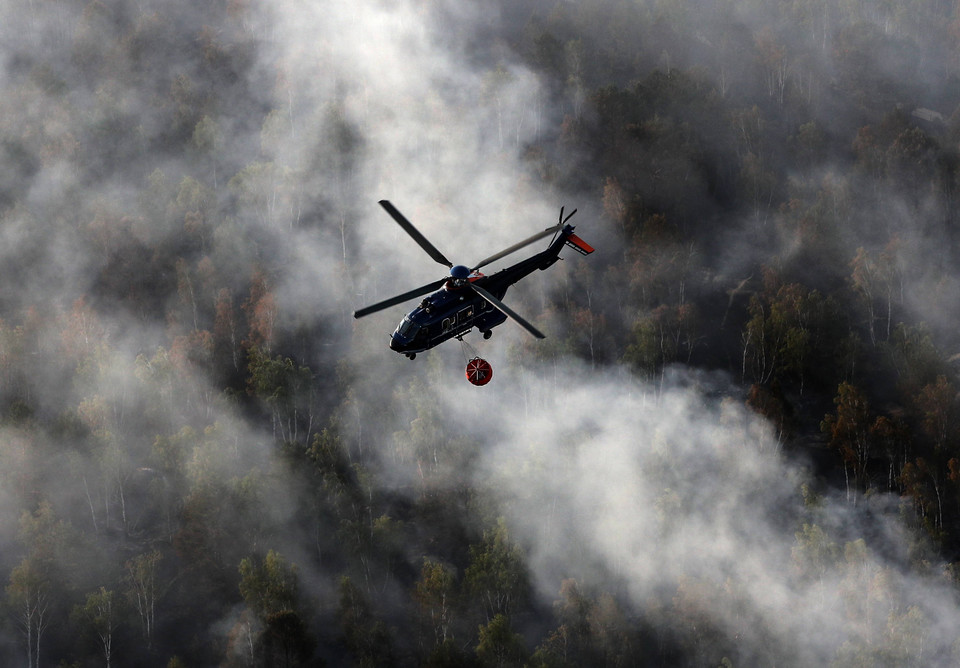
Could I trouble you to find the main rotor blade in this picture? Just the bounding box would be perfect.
[469,283,545,339]
[379,200,453,268]
[471,223,564,272]
[354,278,447,319]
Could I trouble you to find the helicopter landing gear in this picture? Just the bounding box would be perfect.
[482,330,492,340]
[406,353,416,360]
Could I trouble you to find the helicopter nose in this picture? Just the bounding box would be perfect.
[390,331,414,353]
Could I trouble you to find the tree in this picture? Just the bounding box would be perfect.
[792,523,839,605]
[6,557,51,668]
[853,124,885,183]
[601,176,628,239]
[475,614,527,667]
[59,296,107,361]
[192,115,223,190]
[849,247,880,345]
[624,304,691,390]
[392,378,465,483]
[742,294,778,386]
[791,121,827,168]
[887,127,938,193]
[755,27,789,106]
[139,168,174,228]
[464,518,529,622]
[228,162,295,228]
[776,180,850,282]
[16,500,89,586]
[570,303,607,369]
[532,31,565,84]
[746,381,795,449]
[168,72,201,142]
[738,152,778,223]
[880,606,929,666]
[262,609,313,668]
[246,347,314,445]
[73,587,122,668]
[884,322,944,395]
[243,269,278,352]
[588,592,635,666]
[238,550,298,620]
[742,281,836,393]
[175,176,214,244]
[850,243,903,345]
[75,392,134,535]
[916,375,959,454]
[822,382,873,501]
[174,257,200,332]
[213,288,240,374]
[415,560,457,650]
[535,579,594,666]
[238,550,312,667]
[337,576,394,666]
[871,414,911,492]
[902,456,948,534]
[481,66,516,150]
[124,550,164,651]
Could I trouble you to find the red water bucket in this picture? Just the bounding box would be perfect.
[465,357,493,386]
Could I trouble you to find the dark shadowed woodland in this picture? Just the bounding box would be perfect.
[3,0,960,666]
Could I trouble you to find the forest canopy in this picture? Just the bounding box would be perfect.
[1,0,960,666]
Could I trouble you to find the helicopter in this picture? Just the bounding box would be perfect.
[353,200,594,374]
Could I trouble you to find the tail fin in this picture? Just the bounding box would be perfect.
[564,233,594,256]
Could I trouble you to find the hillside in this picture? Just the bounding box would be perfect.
[1,0,960,666]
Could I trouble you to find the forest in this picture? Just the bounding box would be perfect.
[3,0,960,665]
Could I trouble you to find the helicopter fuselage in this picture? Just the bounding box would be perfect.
[388,224,578,355]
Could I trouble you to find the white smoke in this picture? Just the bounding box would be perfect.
[421,363,960,665]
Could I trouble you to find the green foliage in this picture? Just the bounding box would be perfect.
[464,518,529,622]
[742,277,843,393]
[71,587,123,666]
[307,426,355,493]
[792,523,840,584]
[415,559,457,648]
[426,638,481,668]
[624,303,700,383]
[475,614,526,667]
[124,550,163,649]
[247,347,314,445]
[237,551,313,666]
[6,557,51,668]
[882,323,944,395]
[822,382,873,496]
[338,576,394,666]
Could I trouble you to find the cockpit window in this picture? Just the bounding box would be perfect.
[397,317,420,338]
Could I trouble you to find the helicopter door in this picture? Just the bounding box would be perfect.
[457,306,475,327]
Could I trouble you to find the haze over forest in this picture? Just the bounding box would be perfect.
[3,0,960,665]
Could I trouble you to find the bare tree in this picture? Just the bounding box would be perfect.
[125,550,165,651]
[7,558,51,668]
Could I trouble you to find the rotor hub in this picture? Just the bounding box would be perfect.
[450,265,471,280]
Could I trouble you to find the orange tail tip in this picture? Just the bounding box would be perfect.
[565,233,595,255]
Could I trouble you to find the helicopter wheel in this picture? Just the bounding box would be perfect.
[406,353,416,360]
[482,330,492,340]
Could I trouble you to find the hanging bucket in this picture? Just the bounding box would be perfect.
[465,357,493,386]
